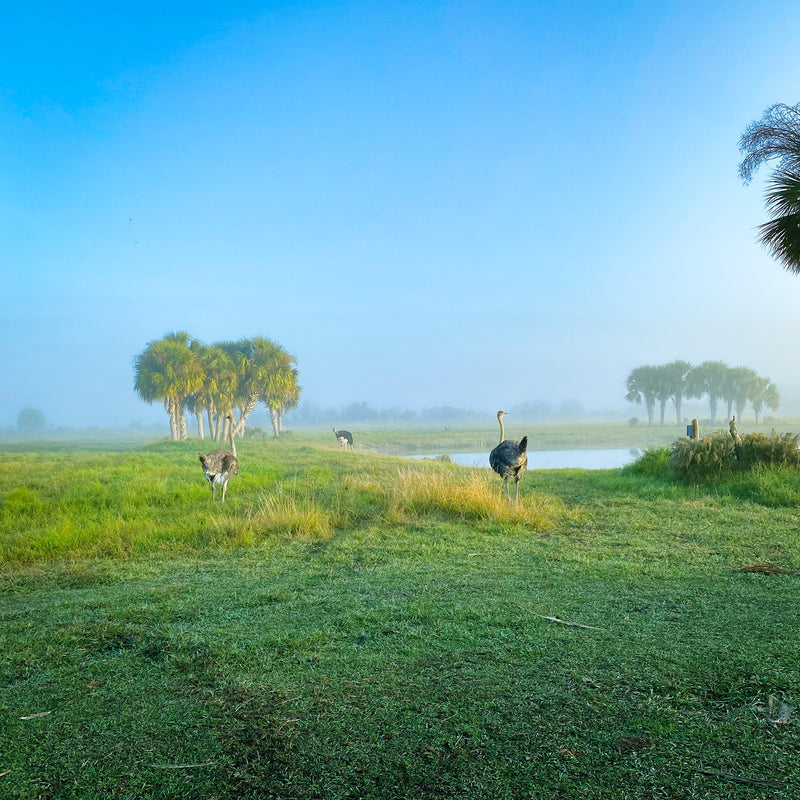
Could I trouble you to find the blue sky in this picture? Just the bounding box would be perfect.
[4,0,800,428]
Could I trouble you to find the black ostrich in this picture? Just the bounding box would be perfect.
[489,411,528,502]
[333,427,354,451]
[199,414,239,503]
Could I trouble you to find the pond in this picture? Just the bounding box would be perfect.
[409,448,640,470]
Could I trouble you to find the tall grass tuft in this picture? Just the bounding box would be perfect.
[387,466,565,529]
[250,485,336,541]
[734,430,800,469]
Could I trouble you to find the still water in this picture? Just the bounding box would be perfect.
[409,448,639,470]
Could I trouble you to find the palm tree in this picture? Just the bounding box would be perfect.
[133,332,204,440]
[217,338,262,436]
[686,361,730,424]
[749,376,780,423]
[242,338,299,437]
[663,360,692,426]
[265,364,301,436]
[190,342,239,440]
[724,366,758,422]
[739,102,800,273]
[625,365,659,426]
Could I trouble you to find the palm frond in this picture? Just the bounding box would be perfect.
[758,169,800,274]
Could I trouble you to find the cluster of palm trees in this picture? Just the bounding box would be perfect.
[134,332,300,441]
[625,361,779,427]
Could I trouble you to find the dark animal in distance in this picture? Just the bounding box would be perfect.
[489,410,528,502]
[333,427,354,451]
[199,414,239,503]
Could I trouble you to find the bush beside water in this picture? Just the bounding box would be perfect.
[626,429,800,484]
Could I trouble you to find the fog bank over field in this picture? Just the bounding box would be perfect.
[8,384,800,440]
[5,2,800,432]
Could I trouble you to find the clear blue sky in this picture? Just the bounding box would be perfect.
[4,0,800,428]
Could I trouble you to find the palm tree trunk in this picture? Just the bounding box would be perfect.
[269,408,280,437]
[222,414,231,442]
[163,399,172,440]
[166,398,173,440]
[232,396,257,438]
[179,403,188,440]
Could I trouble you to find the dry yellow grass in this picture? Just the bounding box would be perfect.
[386,466,566,529]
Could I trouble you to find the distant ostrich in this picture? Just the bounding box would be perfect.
[489,411,528,502]
[199,414,239,503]
[333,427,354,451]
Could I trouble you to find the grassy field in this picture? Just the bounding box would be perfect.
[1,425,799,798]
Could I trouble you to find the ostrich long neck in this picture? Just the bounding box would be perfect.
[498,415,505,443]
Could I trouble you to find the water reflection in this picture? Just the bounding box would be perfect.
[409,448,640,470]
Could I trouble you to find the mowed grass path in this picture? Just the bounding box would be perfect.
[1,434,799,798]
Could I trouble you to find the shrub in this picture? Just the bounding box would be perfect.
[670,432,736,483]
[242,426,269,439]
[670,429,800,483]
[733,430,800,470]
[622,446,671,479]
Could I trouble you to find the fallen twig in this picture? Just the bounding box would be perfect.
[150,762,215,770]
[694,766,782,789]
[534,614,604,630]
[736,563,800,575]
[0,770,10,778]
[19,711,52,721]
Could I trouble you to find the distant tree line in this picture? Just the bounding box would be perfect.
[291,403,484,427]
[134,332,300,440]
[289,399,612,428]
[625,361,779,426]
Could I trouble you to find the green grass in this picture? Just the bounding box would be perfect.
[1,432,799,798]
